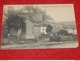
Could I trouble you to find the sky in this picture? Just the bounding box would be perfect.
[3,4,76,22]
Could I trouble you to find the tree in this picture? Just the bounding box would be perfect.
[24,6,54,21]
[46,25,53,33]
[6,15,26,34]
[2,23,8,38]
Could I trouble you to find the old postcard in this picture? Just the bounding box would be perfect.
[1,4,78,49]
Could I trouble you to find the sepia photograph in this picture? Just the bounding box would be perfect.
[1,4,78,49]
